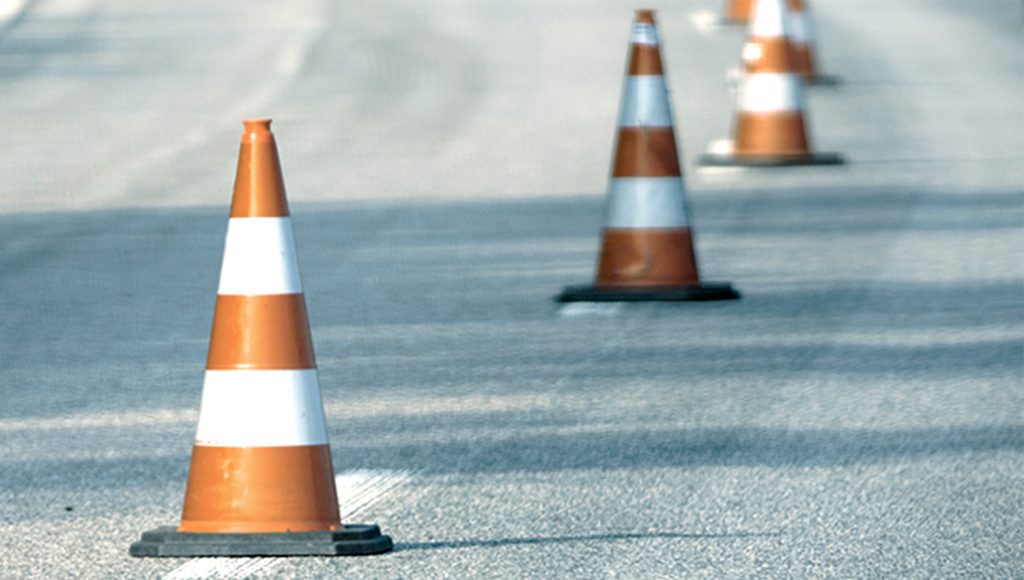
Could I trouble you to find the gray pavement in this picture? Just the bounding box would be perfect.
[0,0,1022,578]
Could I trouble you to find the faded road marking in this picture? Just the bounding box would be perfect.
[164,469,413,579]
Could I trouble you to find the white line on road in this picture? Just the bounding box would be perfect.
[558,303,624,318]
[337,469,415,520]
[164,469,413,580]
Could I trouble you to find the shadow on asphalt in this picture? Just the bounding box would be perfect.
[1,187,1020,355]
[4,424,1022,493]
[394,530,781,552]
[1,187,1021,493]
[335,424,1024,474]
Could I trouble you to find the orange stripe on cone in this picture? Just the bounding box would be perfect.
[628,45,664,75]
[206,294,316,370]
[734,112,809,156]
[743,37,795,74]
[791,44,815,81]
[596,229,698,288]
[179,445,340,533]
[612,128,682,178]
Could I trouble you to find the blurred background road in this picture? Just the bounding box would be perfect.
[0,0,1021,577]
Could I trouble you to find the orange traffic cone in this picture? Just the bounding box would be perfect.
[131,119,392,557]
[699,0,842,166]
[788,0,840,85]
[557,10,739,303]
[721,0,755,24]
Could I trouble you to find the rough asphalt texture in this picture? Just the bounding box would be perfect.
[0,0,1021,578]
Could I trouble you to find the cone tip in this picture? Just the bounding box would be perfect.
[242,118,273,133]
[635,9,656,24]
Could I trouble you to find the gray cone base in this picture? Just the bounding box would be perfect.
[555,282,740,303]
[129,524,393,557]
[697,151,844,167]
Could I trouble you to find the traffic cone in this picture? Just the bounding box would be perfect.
[698,0,843,166]
[557,10,739,303]
[130,119,392,557]
[788,0,840,85]
[721,0,754,24]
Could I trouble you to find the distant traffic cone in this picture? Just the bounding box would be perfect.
[721,0,755,24]
[699,0,843,166]
[131,119,392,557]
[787,0,840,85]
[557,10,739,303]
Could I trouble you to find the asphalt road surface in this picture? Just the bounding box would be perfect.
[1,0,1022,578]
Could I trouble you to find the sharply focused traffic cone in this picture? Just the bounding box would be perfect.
[557,11,739,303]
[130,119,392,557]
[699,0,843,167]
[721,0,754,24]
[787,0,840,85]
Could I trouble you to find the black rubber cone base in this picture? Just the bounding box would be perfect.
[129,524,392,557]
[697,151,844,167]
[555,282,740,303]
[807,74,842,87]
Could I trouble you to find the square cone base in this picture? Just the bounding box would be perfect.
[129,524,392,557]
[698,151,844,167]
[555,282,740,303]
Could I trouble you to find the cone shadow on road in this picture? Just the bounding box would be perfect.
[395,530,782,552]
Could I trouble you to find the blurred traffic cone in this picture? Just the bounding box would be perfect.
[788,0,840,85]
[131,119,392,557]
[557,10,739,303]
[721,0,754,24]
[699,0,843,166]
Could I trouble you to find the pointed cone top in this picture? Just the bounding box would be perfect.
[230,118,290,218]
[628,10,663,75]
[244,118,273,133]
[724,0,755,22]
[750,0,790,39]
[635,9,656,24]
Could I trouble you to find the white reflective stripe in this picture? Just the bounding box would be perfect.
[604,178,688,228]
[194,370,328,446]
[789,11,812,43]
[738,73,804,112]
[618,76,673,127]
[217,217,302,295]
[750,0,789,38]
[631,22,658,46]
